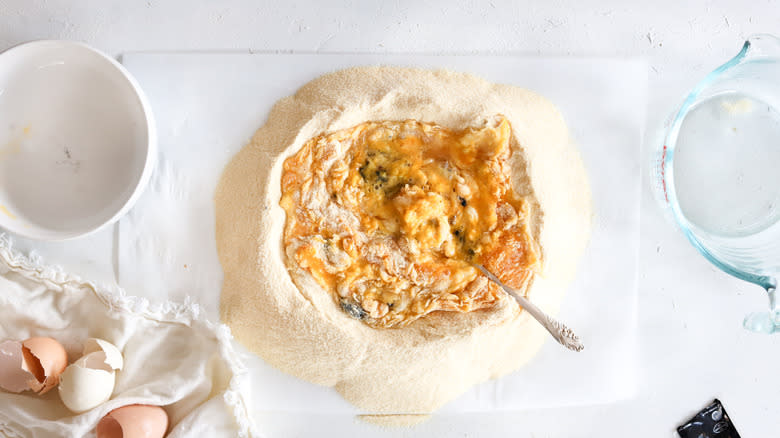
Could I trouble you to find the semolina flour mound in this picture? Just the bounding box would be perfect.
[215,66,591,414]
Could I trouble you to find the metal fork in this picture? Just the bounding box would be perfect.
[474,264,584,352]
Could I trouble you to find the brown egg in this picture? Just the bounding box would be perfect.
[21,337,68,394]
[0,337,68,394]
[97,404,169,438]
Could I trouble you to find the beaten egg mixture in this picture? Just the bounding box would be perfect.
[280,116,541,328]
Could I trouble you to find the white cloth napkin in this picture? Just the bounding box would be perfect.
[0,235,257,438]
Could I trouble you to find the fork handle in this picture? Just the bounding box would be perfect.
[475,264,584,351]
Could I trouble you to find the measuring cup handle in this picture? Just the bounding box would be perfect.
[767,287,779,321]
[743,286,780,334]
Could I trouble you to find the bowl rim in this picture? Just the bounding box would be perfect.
[0,39,157,241]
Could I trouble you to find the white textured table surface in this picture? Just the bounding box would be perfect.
[2,1,780,437]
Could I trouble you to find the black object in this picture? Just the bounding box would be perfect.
[339,298,368,320]
[678,399,741,438]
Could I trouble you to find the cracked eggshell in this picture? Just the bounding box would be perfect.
[82,338,123,371]
[21,337,68,394]
[97,404,169,438]
[0,340,34,393]
[58,352,116,413]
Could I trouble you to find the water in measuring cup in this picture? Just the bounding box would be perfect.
[673,92,780,238]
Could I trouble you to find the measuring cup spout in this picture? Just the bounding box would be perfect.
[743,34,780,61]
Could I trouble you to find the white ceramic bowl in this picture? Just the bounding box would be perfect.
[0,40,155,240]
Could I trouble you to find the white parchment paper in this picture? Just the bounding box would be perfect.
[119,53,646,413]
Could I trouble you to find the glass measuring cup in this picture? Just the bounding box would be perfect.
[652,34,780,334]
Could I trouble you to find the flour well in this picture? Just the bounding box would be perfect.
[215,66,591,413]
